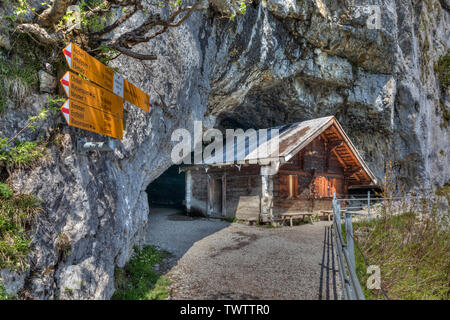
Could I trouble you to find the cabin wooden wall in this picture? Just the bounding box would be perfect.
[187,136,350,220]
[187,165,261,220]
[222,166,261,221]
[274,136,346,216]
[189,170,208,215]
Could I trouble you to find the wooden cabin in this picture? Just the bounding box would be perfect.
[180,116,377,223]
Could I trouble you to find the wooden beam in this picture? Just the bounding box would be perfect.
[278,169,345,179]
[332,149,347,168]
[327,140,344,152]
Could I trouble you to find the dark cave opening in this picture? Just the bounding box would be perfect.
[146,165,185,208]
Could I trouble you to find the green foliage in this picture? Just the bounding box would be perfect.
[0,95,6,114]
[434,50,450,88]
[0,140,47,169]
[112,246,171,300]
[0,183,13,199]
[434,51,450,127]
[79,0,113,33]
[0,193,42,271]
[48,96,66,115]
[239,1,247,15]
[0,45,40,109]
[435,183,450,202]
[95,44,120,65]
[0,283,16,300]
[58,8,77,27]
[353,210,450,300]
[13,0,31,20]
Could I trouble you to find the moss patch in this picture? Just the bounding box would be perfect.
[434,50,450,88]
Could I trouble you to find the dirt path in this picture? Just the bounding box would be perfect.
[145,207,342,300]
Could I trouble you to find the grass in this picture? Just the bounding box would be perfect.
[0,183,42,271]
[112,246,172,300]
[434,50,450,88]
[0,140,47,170]
[435,183,450,202]
[0,283,16,300]
[0,49,39,108]
[350,211,450,300]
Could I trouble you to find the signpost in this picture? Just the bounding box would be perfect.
[61,99,123,140]
[62,42,151,112]
[60,71,123,119]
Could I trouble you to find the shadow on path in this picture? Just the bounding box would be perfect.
[318,226,339,300]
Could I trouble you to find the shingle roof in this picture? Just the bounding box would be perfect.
[188,116,376,184]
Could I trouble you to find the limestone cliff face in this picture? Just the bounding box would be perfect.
[0,0,448,299]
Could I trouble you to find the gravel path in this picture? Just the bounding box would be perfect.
[145,207,342,300]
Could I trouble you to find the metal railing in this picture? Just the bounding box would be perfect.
[332,191,417,300]
[332,192,365,300]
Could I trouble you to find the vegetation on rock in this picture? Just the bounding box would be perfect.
[112,245,171,300]
[0,283,17,300]
[0,184,43,271]
[434,50,450,88]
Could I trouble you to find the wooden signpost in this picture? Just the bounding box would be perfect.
[62,43,151,112]
[60,99,123,140]
[60,71,123,119]
[60,42,153,141]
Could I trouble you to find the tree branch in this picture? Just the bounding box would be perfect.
[109,0,203,55]
[37,0,72,27]
[16,23,59,45]
[110,43,158,60]
[93,3,141,35]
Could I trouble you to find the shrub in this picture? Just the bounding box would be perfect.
[0,183,13,199]
[0,140,47,170]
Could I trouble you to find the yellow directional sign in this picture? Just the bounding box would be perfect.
[124,80,150,113]
[63,43,151,112]
[61,99,123,139]
[60,71,123,119]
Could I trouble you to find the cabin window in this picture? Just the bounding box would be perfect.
[288,175,298,198]
[313,176,343,198]
[278,175,298,198]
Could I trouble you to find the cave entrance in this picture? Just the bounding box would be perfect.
[146,165,185,209]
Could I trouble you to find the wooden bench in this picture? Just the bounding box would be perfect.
[279,213,314,227]
[248,217,257,226]
[320,210,334,222]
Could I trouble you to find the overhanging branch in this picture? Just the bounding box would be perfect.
[110,43,158,60]
[108,0,203,59]
[37,0,72,27]
[16,23,59,45]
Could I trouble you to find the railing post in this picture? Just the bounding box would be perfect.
[333,192,341,229]
[345,212,356,269]
[367,190,371,221]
